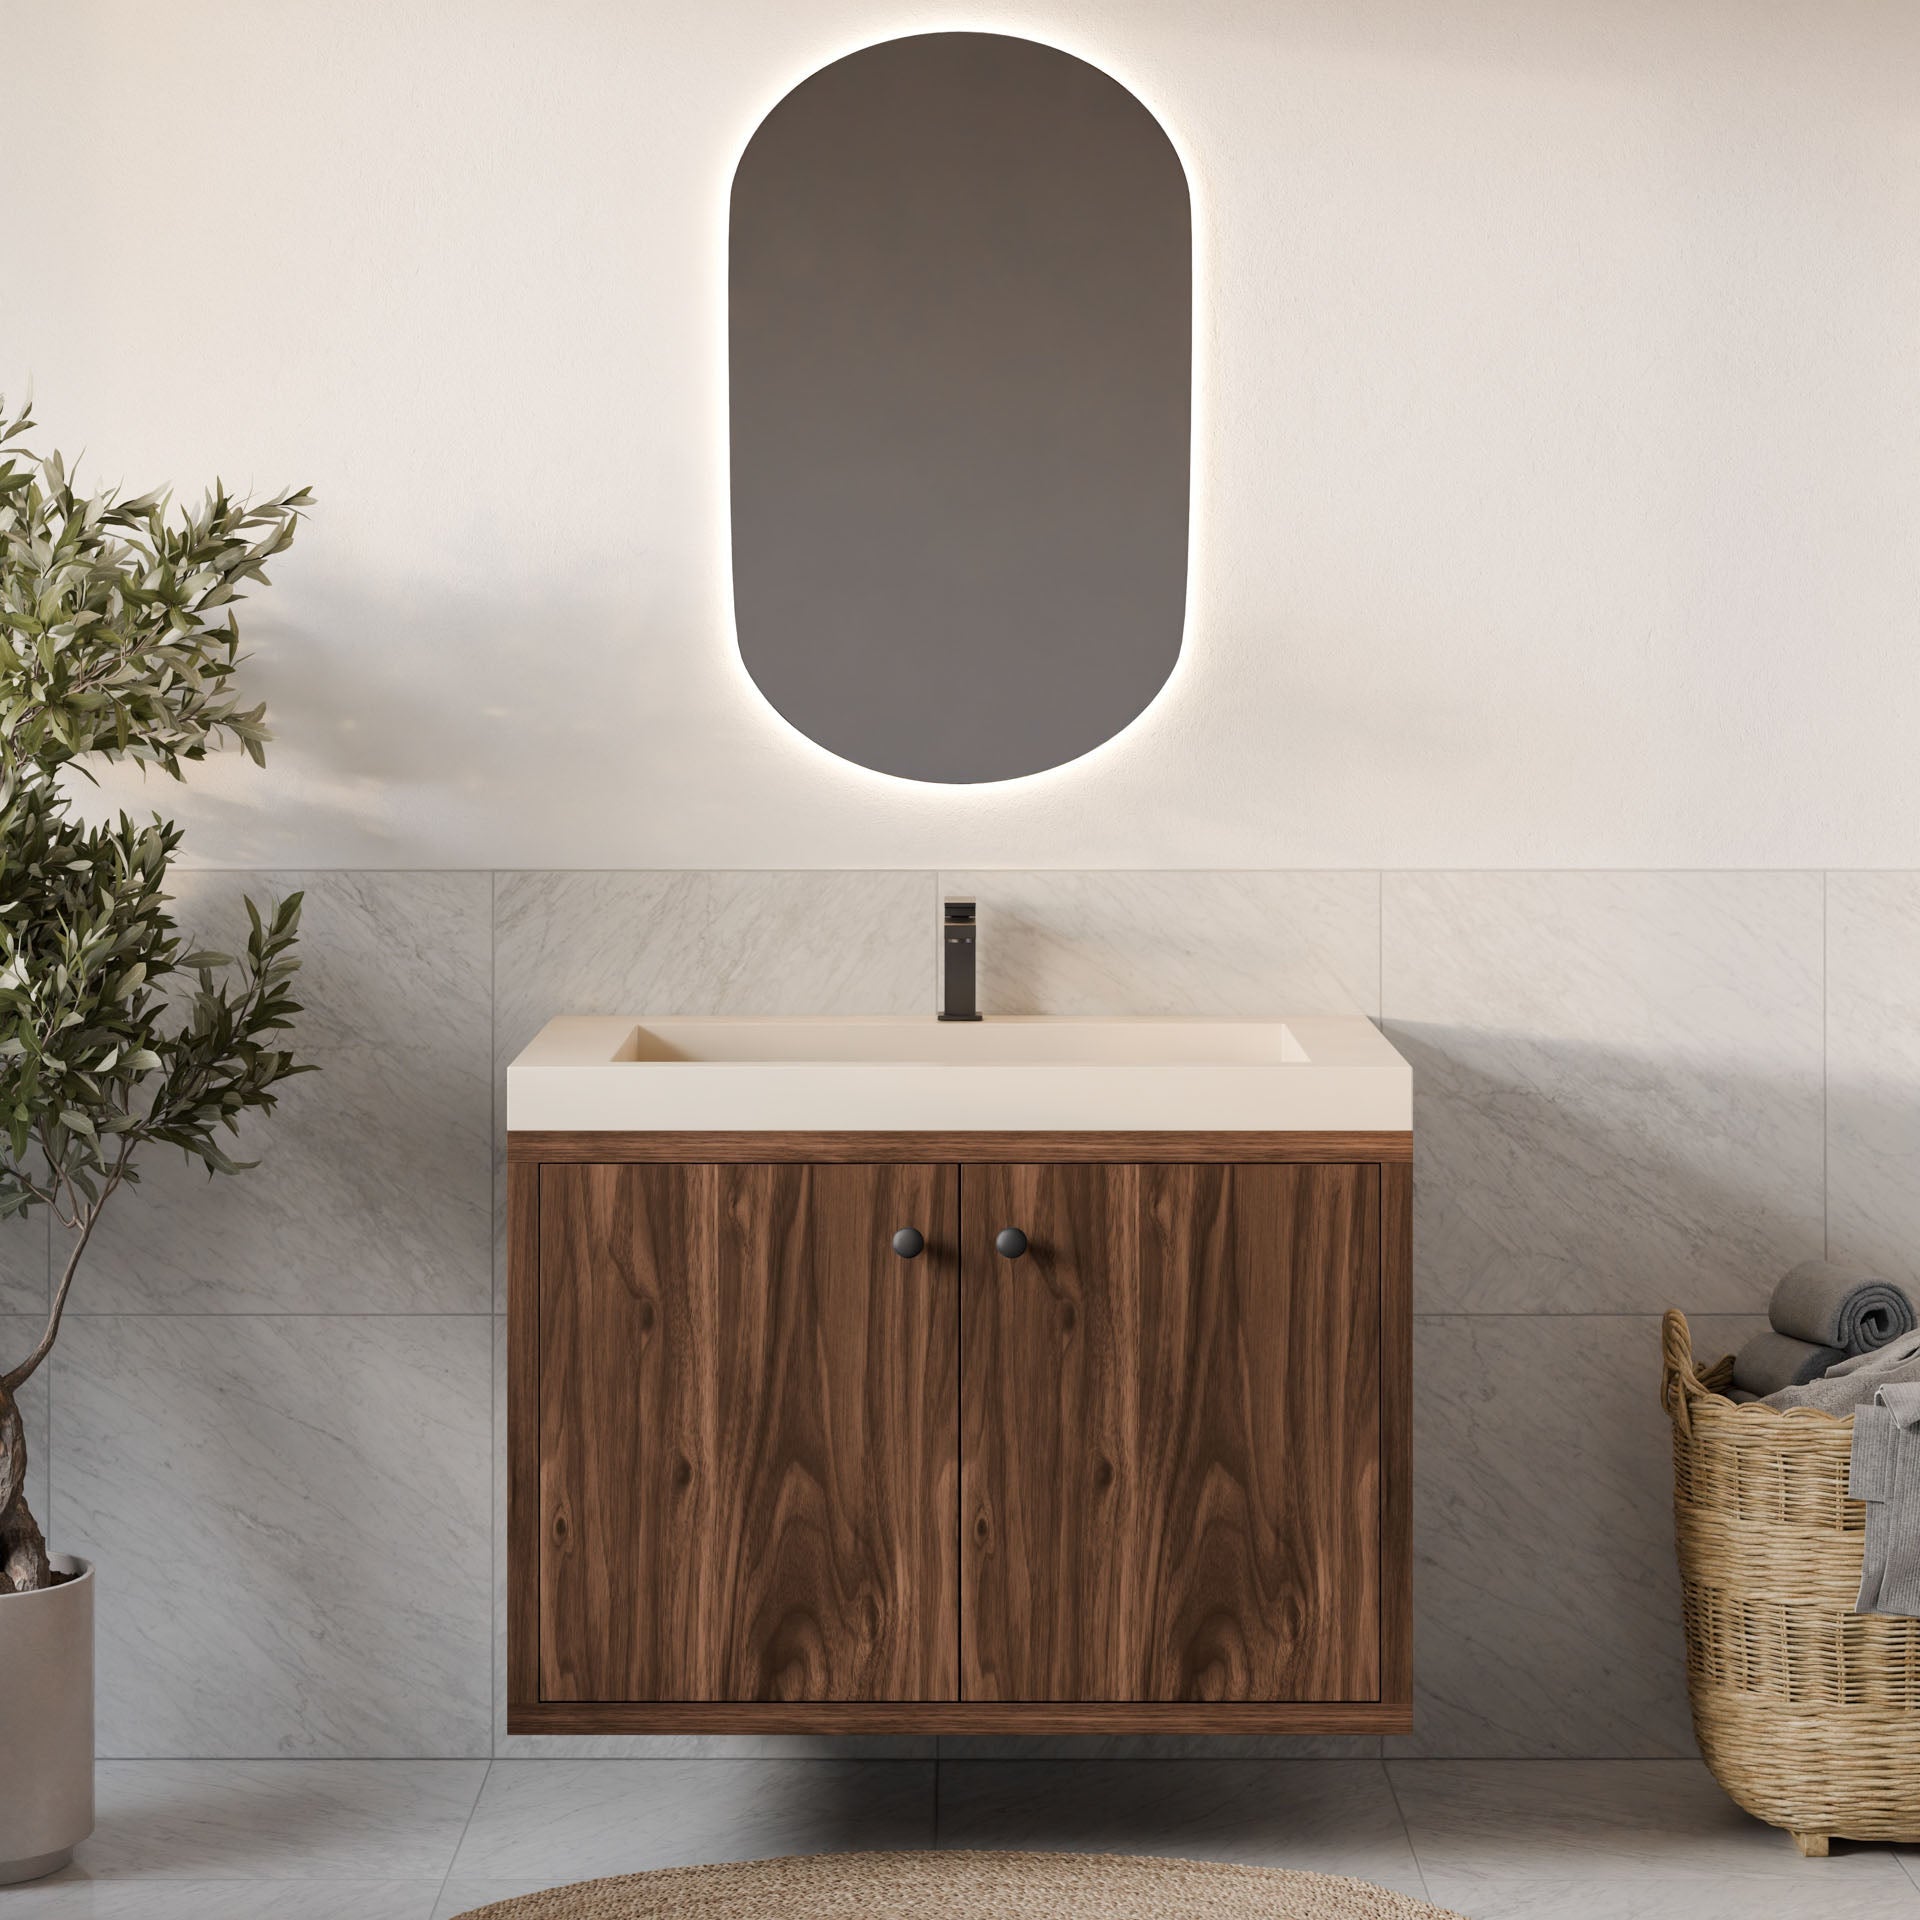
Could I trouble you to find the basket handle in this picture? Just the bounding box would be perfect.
[1662,1308,1720,1438]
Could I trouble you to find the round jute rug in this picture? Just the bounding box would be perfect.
[449,1850,1464,1919]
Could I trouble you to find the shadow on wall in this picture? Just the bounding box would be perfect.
[1385,1021,1822,1318]
[76,572,662,866]
[1387,1023,1800,1755]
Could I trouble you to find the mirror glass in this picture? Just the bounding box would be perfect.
[729,32,1192,784]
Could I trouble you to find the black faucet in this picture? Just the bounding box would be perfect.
[939,898,982,1021]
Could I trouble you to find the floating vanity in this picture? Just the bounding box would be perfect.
[507,1014,1412,1734]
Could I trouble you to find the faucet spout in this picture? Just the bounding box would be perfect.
[939,899,983,1022]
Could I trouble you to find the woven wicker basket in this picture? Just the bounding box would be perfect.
[1662,1308,1920,1856]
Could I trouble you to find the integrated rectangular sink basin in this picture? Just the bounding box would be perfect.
[508,1015,1411,1134]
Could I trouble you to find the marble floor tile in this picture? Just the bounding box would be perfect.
[54,1316,492,1758]
[437,1885,537,1920]
[2,1880,445,1918]
[73,1759,486,1878]
[79,871,493,1313]
[450,1761,934,1881]
[0,1205,48,1315]
[1382,871,1825,1313]
[934,1760,1427,1896]
[1391,1759,1920,1917]
[1389,1313,1765,1759]
[937,871,1380,1016]
[1828,873,1920,1295]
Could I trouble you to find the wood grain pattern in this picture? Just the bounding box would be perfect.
[962,1161,1381,1703]
[508,1137,1414,1732]
[536,1160,958,1702]
[508,1699,1413,1735]
[510,1130,1412,1165]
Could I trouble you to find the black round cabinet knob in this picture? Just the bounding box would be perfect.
[995,1227,1029,1260]
[892,1227,926,1260]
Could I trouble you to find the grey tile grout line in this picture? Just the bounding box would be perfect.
[434,1755,494,1911]
[162,864,1911,875]
[1377,1757,1434,1904]
[1406,1310,1771,1320]
[1896,1850,1920,1903]
[58,1310,499,1319]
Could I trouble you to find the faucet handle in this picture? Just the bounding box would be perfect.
[939,897,983,1021]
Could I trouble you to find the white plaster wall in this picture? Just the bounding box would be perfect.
[8,0,1919,870]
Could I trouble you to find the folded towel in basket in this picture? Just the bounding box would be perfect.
[1731,1328,1846,1397]
[1850,1382,1920,1618]
[1771,1260,1917,1354]
[1766,1328,1920,1413]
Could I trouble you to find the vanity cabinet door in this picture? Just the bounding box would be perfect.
[960,1161,1381,1703]
[537,1160,959,1703]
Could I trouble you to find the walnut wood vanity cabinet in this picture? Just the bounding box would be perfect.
[507,1131,1411,1735]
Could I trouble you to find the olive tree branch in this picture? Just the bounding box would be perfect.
[1,1136,132,1394]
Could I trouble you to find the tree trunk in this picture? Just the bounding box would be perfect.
[0,1379,49,1593]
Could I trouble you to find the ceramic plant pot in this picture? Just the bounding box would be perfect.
[0,1555,94,1883]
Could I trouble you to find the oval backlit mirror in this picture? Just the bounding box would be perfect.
[729,32,1192,784]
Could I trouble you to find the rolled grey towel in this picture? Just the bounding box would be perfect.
[1771,1259,1916,1354]
[1732,1327,1846,1397]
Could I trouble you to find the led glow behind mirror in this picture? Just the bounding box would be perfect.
[729,32,1192,784]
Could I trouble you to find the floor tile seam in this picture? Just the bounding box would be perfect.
[436,1757,496,1904]
[1376,1758,1435,1903]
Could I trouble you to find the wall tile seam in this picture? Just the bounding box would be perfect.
[1407,1311,1759,1320]
[164,865,1920,873]
[48,1312,498,1322]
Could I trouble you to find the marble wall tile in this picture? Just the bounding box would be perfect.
[0,1208,48,1316]
[53,1315,492,1758]
[1391,1759,1920,1917]
[493,870,936,1062]
[939,871,1380,1016]
[1827,873,1920,1293]
[1383,872,1825,1313]
[449,1761,935,1886]
[935,1759,1425,1894]
[1388,1313,1764,1759]
[80,872,492,1314]
[2,1314,49,1547]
